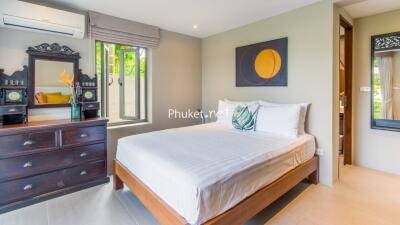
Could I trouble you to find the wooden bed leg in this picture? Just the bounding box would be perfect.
[114,174,124,190]
[308,170,319,184]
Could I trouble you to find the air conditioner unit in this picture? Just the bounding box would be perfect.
[0,0,85,39]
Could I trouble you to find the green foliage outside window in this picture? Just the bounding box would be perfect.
[372,57,382,119]
[95,41,146,78]
[373,73,382,119]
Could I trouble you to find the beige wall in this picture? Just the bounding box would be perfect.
[0,27,202,173]
[202,0,335,185]
[354,9,400,174]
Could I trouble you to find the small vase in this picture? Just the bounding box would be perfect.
[70,102,81,120]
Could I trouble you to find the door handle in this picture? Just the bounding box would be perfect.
[108,77,114,86]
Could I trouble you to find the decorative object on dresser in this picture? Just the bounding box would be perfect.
[79,71,100,119]
[0,66,28,125]
[0,118,109,213]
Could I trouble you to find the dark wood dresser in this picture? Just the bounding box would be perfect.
[0,118,109,213]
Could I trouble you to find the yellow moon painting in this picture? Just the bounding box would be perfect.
[254,49,282,79]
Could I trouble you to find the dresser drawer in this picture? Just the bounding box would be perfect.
[0,131,57,158]
[62,126,105,147]
[0,160,106,205]
[0,143,105,182]
[0,105,26,115]
[81,102,99,111]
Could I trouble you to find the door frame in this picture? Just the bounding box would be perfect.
[340,16,353,165]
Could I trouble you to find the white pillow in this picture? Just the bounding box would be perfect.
[217,100,235,126]
[255,105,302,138]
[224,99,258,105]
[217,100,259,128]
[259,100,310,135]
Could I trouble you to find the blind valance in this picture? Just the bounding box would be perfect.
[88,11,160,48]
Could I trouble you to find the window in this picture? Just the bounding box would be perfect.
[96,41,147,125]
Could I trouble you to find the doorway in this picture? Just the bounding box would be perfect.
[339,17,353,166]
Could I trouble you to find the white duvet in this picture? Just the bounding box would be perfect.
[117,123,315,224]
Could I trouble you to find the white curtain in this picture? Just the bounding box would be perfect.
[377,56,394,120]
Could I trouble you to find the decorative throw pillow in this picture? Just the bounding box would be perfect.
[35,92,47,104]
[46,94,71,104]
[232,105,258,131]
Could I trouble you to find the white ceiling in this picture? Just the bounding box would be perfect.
[42,0,321,38]
[335,0,400,18]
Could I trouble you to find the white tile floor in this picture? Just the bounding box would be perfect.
[1,165,399,225]
[0,176,309,225]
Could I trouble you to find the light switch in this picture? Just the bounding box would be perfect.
[360,86,371,92]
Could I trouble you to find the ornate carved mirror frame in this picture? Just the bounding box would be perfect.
[27,43,80,108]
[371,32,400,131]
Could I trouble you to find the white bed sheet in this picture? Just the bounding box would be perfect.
[116,123,316,225]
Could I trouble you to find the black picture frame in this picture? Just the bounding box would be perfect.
[4,88,25,104]
[236,37,288,87]
[81,89,97,102]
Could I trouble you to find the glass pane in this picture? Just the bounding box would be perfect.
[140,48,146,120]
[373,57,382,119]
[34,60,74,105]
[123,49,137,119]
[95,41,102,114]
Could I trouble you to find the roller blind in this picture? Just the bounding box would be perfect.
[88,11,160,48]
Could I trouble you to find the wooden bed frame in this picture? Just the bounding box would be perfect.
[114,155,319,225]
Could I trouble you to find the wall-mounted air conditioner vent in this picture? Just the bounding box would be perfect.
[0,0,85,39]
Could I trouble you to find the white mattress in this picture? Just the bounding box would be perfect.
[116,123,316,225]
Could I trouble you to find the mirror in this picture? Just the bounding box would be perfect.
[371,32,400,130]
[34,60,74,105]
[27,43,80,108]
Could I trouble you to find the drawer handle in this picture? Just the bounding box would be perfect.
[23,162,33,168]
[80,133,88,138]
[80,152,88,157]
[23,140,35,146]
[23,184,33,191]
[87,104,94,108]
[8,108,17,112]
[80,170,87,176]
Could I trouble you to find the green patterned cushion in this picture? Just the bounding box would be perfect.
[232,105,257,131]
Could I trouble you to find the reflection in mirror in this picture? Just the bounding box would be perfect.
[373,51,400,120]
[372,32,400,130]
[34,60,74,105]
